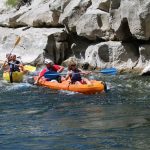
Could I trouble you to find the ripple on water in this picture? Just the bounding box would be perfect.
[0,73,150,150]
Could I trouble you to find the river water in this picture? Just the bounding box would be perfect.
[0,72,149,150]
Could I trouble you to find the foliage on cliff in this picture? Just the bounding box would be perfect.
[6,0,18,7]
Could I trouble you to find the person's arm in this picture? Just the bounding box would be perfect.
[34,75,42,85]
[0,60,8,71]
[65,71,72,80]
[57,66,64,73]
[79,68,92,75]
[53,65,64,73]
[34,69,46,84]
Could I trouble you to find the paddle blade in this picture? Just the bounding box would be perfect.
[14,36,21,47]
[100,68,117,75]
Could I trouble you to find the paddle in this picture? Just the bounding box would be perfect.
[9,36,21,55]
[99,67,117,75]
[43,68,117,77]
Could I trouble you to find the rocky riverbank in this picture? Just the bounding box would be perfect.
[0,0,150,74]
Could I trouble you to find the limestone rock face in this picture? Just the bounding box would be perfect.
[17,2,60,27]
[59,0,92,32]
[0,0,8,12]
[84,41,139,70]
[49,0,71,13]
[0,27,68,64]
[91,0,110,12]
[0,0,150,74]
[136,45,150,73]
[111,0,150,41]
[0,8,29,28]
[76,9,110,40]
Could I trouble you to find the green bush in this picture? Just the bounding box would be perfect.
[6,0,19,7]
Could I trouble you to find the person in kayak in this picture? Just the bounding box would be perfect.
[9,54,24,72]
[34,59,64,84]
[1,54,24,83]
[8,54,25,83]
[65,62,92,85]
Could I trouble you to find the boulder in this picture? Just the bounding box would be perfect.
[84,41,139,70]
[59,0,92,32]
[76,9,110,40]
[49,0,71,13]
[0,27,68,65]
[91,0,110,12]
[111,0,150,41]
[17,2,61,27]
[136,44,150,74]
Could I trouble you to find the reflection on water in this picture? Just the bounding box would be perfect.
[0,73,150,149]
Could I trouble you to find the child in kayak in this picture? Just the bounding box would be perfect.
[65,62,92,85]
[34,59,64,84]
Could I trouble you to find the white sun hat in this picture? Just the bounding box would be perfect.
[44,59,53,65]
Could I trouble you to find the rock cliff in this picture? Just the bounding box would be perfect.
[0,0,150,74]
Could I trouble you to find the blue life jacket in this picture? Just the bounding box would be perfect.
[44,68,60,81]
[71,69,82,83]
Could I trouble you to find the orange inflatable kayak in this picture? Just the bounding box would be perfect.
[34,77,106,94]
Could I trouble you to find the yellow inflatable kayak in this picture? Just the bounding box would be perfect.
[3,71,23,82]
[24,65,36,72]
[34,77,106,94]
[2,65,36,83]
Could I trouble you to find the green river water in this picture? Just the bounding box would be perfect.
[0,72,149,150]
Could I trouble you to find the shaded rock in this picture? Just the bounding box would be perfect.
[111,0,150,41]
[91,0,110,12]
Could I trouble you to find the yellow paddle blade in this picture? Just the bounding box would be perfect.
[14,36,21,48]
[24,65,36,72]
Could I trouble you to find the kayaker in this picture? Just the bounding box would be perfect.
[9,54,24,72]
[8,54,24,83]
[0,54,23,83]
[65,62,92,85]
[34,59,64,84]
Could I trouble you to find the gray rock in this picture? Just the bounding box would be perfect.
[0,27,68,65]
[84,41,139,70]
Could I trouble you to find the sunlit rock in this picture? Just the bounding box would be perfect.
[59,0,92,32]
[84,41,139,70]
[0,27,68,65]
[111,0,150,41]
[76,9,110,40]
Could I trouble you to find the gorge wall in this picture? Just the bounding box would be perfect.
[0,0,150,73]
